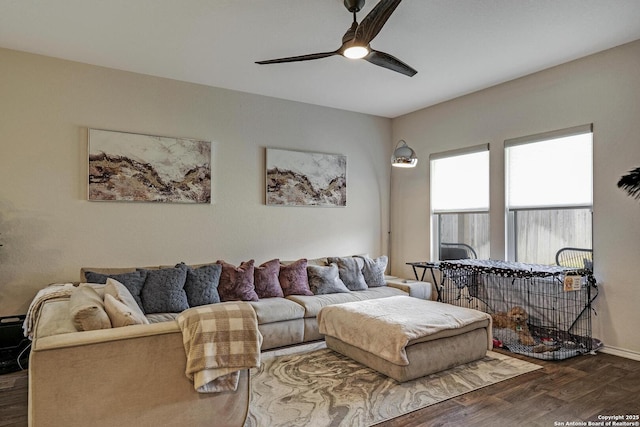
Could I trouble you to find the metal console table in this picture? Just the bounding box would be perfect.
[406,261,442,301]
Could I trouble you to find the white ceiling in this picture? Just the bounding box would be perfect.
[2,0,640,118]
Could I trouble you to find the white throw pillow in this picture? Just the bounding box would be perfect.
[104,294,147,327]
[104,278,149,325]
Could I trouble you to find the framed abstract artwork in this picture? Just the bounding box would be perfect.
[266,148,346,207]
[88,129,211,203]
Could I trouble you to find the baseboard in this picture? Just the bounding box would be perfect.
[600,345,640,361]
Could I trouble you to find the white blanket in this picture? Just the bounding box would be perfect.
[318,295,492,366]
[23,283,77,338]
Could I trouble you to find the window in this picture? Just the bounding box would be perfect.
[430,145,490,260]
[505,125,593,265]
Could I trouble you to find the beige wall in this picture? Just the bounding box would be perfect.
[3,39,638,357]
[0,48,392,316]
[390,39,640,358]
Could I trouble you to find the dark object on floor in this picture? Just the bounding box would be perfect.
[0,315,30,375]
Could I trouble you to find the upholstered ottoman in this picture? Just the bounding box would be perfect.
[318,295,492,382]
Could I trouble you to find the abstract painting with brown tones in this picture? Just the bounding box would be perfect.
[266,148,346,207]
[88,129,211,203]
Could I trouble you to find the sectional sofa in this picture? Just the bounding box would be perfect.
[27,256,431,427]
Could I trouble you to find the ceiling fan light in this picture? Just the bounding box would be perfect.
[391,140,418,168]
[343,45,369,59]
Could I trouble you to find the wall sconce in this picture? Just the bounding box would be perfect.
[391,140,418,168]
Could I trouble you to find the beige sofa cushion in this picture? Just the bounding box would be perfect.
[69,285,112,331]
[287,286,406,318]
[146,313,179,323]
[104,294,147,327]
[286,292,362,318]
[248,298,305,324]
[385,278,433,300]
[36,300,82,338]
[80,266,160,281]
[104,279,149,325]
[346,286,407,301]
[282,257,328,266]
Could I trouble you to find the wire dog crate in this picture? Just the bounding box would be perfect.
[439,259,601,360]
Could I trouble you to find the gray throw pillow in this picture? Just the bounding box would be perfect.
[326,257,367,291]
[84,270,147,312]
[140,265,189,314]
[356,255,388,287]
[307,263,350,295]
[177,262,221,307]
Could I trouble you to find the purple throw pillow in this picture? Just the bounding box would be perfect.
[216,260,259,302]
[254,259,284,299]
[279,259,313,296]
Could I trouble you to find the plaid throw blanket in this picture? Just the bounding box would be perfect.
[177,302,262,393]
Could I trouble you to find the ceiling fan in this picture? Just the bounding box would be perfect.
[256,0,417,77]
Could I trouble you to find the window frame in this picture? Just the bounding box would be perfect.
[504,124,593,263]
[430,144,490,261]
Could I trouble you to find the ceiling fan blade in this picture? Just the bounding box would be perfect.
[355,0,403,45]
[342,21,358,44]
[364,49,417,77]
[256,51,338,65]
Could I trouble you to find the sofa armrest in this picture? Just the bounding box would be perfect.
[32,320,179,351]
[30,307,249,427]
[386,278,432,300]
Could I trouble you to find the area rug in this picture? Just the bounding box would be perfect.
[244,342,541,427]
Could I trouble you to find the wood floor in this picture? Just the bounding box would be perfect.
[0,367,28,427]
[1,350,639,427]
[379,350,640,427]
